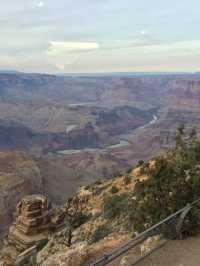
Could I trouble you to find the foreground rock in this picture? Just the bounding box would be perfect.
[0,195,65,265]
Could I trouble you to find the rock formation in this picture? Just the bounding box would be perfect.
[0,195,65,266]
[0,151,43,239]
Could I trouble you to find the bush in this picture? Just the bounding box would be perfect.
[112,171,123,178]
[123,174,132,185]
[90,225,111,243]
[110,186,119,194]
[129,131,200,237]
[126,167,133,174]
[137,160,144,167]
[71,212,91,228]
[93,186,105,195]
[94,179,102,185]
[103,194,129,219]
[37,238,49,251]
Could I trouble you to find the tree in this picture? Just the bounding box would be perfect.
[176,124,185,149]
[65,196,87,246]
[189,127,197,139]
[130,131,200,237]
[177,124,185,135]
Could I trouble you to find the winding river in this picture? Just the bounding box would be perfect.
[57,115,158,155]
[107,115,158,149]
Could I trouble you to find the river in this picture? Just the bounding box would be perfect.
[106,115,158,149]
[57,115,158,154]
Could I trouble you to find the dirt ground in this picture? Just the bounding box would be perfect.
[106,234,200,266]
[138,236,200,266]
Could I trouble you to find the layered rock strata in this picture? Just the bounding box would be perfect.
[1,195,65,265]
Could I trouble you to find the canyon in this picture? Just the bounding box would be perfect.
[1,73,200,238]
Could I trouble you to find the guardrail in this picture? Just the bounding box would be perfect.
[91,198,200,266]
[16,245,37,265]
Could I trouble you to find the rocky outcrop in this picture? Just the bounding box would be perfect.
[65,123,101,149]
[0,195,65,265]
[0,151,44,238]
[42,122,101,152]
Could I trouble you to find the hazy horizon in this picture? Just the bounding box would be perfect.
[1,0,200,73]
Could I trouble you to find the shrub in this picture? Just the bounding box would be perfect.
[112,171,123,178]
[137,160,144,167]
[84,185,91,190]
[90,225,111,243]
[37,238,49,251]
[94,179,102,185]
[123,174,132,185]
[93,184,107,195]
[103,194,129,219]
[71,212,91,229]
[129,130,200,237]
[110,186,119,194]
[126,167,133,174]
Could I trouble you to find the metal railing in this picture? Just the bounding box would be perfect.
[91,198,200,266]
[16,245,37,265]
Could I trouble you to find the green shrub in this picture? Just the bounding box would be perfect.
[137,160,144,167]
[71,212,91,229]
[129,130,200,237]
[103,194,129,219]
[110,186,119,194]
[90,225,111,243]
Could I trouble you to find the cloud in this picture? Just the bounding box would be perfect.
[141,39,200,56]
[48,41,99,54]
[55,64,66,71]
[98,38,160,52]
[46,41,99,71]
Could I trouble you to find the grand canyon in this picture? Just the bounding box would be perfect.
[2,0,200,264]
[1,72,200,239]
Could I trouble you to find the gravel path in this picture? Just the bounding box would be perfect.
[138,234,200,266]
[106,234,200,266]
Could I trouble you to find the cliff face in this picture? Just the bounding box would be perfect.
[0,151,43,238]
[168,79,200,108]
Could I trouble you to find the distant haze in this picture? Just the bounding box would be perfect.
[1,0,200,73]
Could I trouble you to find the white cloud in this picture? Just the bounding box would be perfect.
[46,41,100,71]
[47,41,99,56]
[55,64,66,71]
[37,1,44,8]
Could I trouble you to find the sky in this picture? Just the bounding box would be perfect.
[1,0,200,73]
